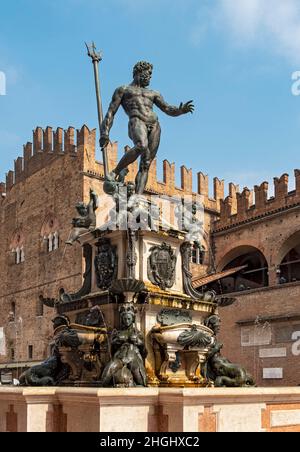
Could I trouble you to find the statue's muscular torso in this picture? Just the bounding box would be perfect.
[118,85,159,125]
[101,81,192,140]
[100,76,194,194]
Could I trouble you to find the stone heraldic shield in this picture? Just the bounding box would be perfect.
[147,242,177,290]
[94,239,118,290]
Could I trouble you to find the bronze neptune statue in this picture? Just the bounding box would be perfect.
[100,61,194,194]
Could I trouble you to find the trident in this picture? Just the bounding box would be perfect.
[85,42,109,177]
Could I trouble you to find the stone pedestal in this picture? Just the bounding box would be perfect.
[1,387,300,432]
[52,224,218,388]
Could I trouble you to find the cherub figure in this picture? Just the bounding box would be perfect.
[66,189,98,245]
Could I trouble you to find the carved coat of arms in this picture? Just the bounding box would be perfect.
[94,239,118,290]
[147,242,177,290]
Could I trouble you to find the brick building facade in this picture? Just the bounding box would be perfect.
[213,174,300,387]
[0,124,299,386]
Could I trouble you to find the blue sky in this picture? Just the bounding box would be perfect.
[1,0,300,195]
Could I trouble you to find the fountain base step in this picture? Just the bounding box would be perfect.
[1,387,300,432]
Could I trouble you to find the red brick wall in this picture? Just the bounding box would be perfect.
[0,127,97,368]
[219,283,300,387]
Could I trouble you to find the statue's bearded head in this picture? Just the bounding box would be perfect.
[133,61,153,87]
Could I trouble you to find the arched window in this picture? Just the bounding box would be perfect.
[278,233,300,284]
[10,229,25,265]
[41,215,60,253]
[211,246,269,295]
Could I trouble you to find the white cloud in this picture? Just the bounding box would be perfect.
[194,0,300,65]
[0,47,21,87]
[218,0,263,39]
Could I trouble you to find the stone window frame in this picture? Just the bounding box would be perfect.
[46,231,60,253]
[191,244,206,265]
[10,229,25,265]
[41,215,60,254]
[13,246,25,264]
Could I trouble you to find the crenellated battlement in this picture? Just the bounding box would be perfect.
[3,126,300,226]
[1,125,96,193]
[1,125,228,214]
[215,170,300,232]
[10,125,300,223]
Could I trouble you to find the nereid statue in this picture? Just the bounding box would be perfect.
[101,304,148,387]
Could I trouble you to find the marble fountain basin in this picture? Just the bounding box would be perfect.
[152,323,215,353]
